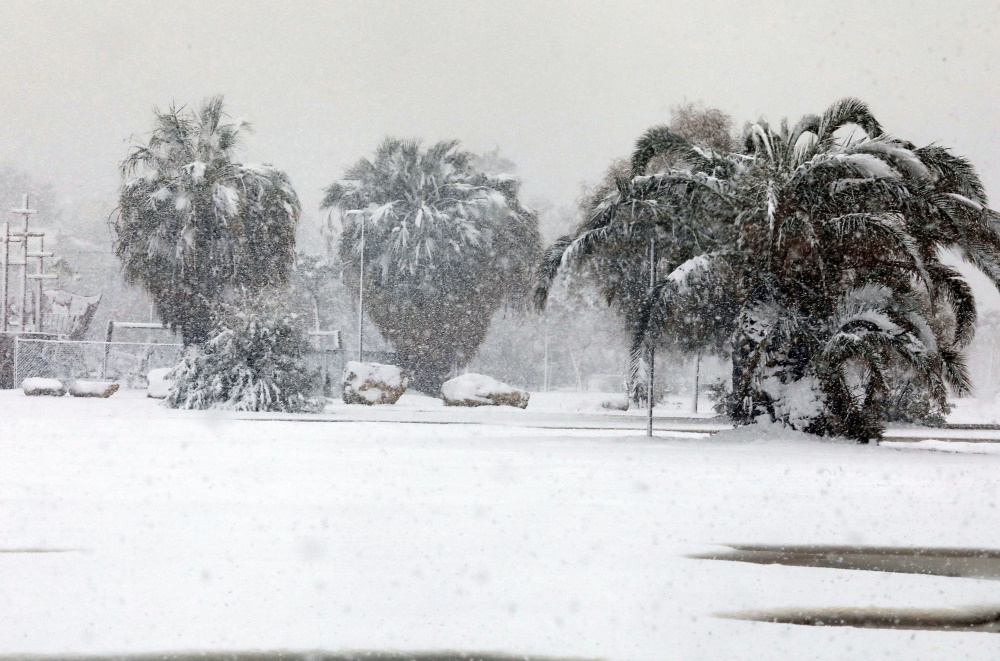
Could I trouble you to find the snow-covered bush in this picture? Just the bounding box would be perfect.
[705,379,731,415]
[601,396,630,411]
[879,373,953,427]
[166,299,322,412]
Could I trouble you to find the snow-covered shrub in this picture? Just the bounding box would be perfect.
[705,379,730,415]
[879,375,952,427]
[601,396,630,411]
[166,299,322,412]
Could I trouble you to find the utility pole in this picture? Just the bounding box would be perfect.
[34,232,53,333]
[647,236,656,438]
[0,196,57,335]
[1,220,9,332]
[17,196,33,330]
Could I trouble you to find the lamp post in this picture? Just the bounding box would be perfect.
[647,236,656,437]
[357,214,365,363]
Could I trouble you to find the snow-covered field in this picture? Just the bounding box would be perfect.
[1,390,999,659]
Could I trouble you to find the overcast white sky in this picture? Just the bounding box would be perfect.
[1,0,999,292]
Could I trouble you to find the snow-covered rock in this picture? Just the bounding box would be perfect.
[68,380,120,398]
[22,378,65,396]
[147,368,175,399]
[342,361,410,405]
[441,373,529,409]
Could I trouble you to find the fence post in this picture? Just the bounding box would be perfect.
[12,335,18,386]
[102,320,113,379]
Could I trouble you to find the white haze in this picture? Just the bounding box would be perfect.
[0,0,998,305]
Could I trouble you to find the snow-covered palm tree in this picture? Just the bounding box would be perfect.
[114,96,300,345]
[537,99,1000,441]
[324,138,540,393]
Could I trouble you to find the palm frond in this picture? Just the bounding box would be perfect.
[915,146,988,205]
[817,97,883,142]
[789,114,821,149]
[630,125,708,176]
[940,347,972,395]
[927,263,977,347]
[533,235,573,310]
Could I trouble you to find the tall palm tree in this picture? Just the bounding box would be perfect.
[544,105,738,404]
[324,138,541,394]
[537,98,1000,441]
[114,95,301,345]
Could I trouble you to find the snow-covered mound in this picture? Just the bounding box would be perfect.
[146,368,175,399]
[22,378,65,396]
[342,361,410,405]
[441,373,529,409]
[711,419,851,444]
[68,380,119,398]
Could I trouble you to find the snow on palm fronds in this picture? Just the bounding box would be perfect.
[166,296,322,413]
[324,139,541,394]
[539,97,1000,441]
[115,95,300,346]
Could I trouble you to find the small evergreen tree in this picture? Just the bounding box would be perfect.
[166,296,322,412]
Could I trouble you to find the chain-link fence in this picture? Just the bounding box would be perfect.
[13,337,184,388]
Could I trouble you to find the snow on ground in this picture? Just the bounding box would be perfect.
[882,439,1000,455]
[379,390,720,419]
[949,396,1000,425]
[525,391,720,417]
[1,390,999,660]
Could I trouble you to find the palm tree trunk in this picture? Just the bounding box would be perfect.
[692,352,701,413]
[730,318,761,424]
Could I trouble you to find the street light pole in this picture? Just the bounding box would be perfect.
[647,236,656,438]
[357,216,365,363]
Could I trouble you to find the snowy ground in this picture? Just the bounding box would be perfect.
[949,395,1000,425]
[1,390,999,659]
